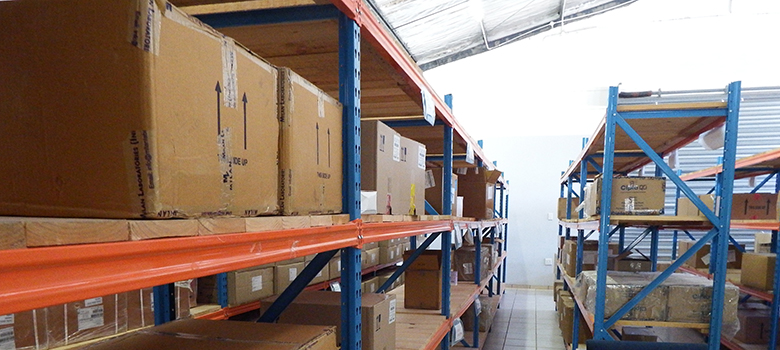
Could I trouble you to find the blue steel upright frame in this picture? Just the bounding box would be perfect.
[339,11,363,350]
[441,94,454,350]
[585,82,742,350]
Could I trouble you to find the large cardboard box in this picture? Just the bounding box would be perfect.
[584,176,666,218]
[404,250,443,310]
[562,240,618,277]
[608,256,652,272]
[734,303,775,344]
[379,244,402,264]
[676,194,715,217]
[127,288,155,331]
[0,0,279,218]
[361,121,426,216]
[362,276,380,294]
[425,168,458,215]
[453,245,491,282]
[742,253,775,290]
[677,241,743,269]
[278,68,342,215]
[89,319,338,350]
[46,294,128,348]
[559,294,591,344]
[362,247,381,269]
[665,282,739,324]
[275,261,306,295]
[458,168,502,220]
[732,193,780,220]
[229,266,275,305]
[461,295,496,332]
[0,310,47,350]
[579,271,667,321]
[262,291,396,350]
[558,197,580,220]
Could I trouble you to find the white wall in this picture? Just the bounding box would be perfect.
[422,0,780,286]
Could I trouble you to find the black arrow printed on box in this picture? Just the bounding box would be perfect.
[745,199,748,214]
[316,122,320,165]
[242,93,248,150]
[327,128,331,168]
[767,199,771,215]
[215,81,222,135]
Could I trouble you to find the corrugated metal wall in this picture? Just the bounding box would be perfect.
[624,86,780,259]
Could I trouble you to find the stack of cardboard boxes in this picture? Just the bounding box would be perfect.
[261,291,396,350]
[0,284,191,350]
[576,271,739,333]
[555,289,591,345]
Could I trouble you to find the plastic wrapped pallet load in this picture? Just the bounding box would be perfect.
[575,271,739,338]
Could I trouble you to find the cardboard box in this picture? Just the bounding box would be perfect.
[0,0,279,218]
[278,68,342,216]
[453,245,491,282]
[361,121,426,216]
[127,288,155,331]
[677,240,743,269]
[362,276,380,294]
[584,176,666,217]
[306,260,330,286]
[608,256,652,272]
[742,253,776,290]
[329,256,341,280]
[461,295,496,332]
[0,310,47,350]
[275,261,306,294]
[676,194,715,217]
[458,168,502,220]
[89,319,337,350]
[262,291,396,350]
[734,303,775,344]
[558,197,580,220]
[732,193,780,220]
[425,168,458,215]
[553,281,564,303]
[665,282,739,324]
[362,247,381,269]
[400,136,427,216]
[229,266,275,305]
[47,294,128,348]
[755,232,772,253]
[579,271,667,321]
[562,240,618,277]
[622,327,657,342]
[379,244,402,264]
[559,294,591,344]
[404,250,443,309]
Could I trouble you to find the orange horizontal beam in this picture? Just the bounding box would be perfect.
[680,148,780,181]
[362,221,453,243]
[0,223,360,316]
[196,301,262,321]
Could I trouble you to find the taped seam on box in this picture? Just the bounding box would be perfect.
[130,0,162,55]
[221,39,238,109]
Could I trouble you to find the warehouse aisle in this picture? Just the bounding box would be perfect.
[483,288,566,350]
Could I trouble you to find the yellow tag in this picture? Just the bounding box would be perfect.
[408,184,416,215]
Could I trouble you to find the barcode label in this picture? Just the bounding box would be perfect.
[0,315,13,326]
[251,276,263,292]
[388,299,397,324]
[418,145,426,169]
[0,327,15,350]
[77,306,105,331]
[84,297,103,307]
[289,268,298,282]
[392,135,401,162]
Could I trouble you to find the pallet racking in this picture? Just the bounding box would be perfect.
[679,147,780,350]
[556,82,742,350]
[0,1,509,350]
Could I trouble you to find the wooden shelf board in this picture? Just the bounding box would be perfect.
[559,215,712,230]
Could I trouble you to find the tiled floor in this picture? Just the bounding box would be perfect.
[483,288,567,350]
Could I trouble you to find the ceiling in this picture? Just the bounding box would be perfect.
[367,0,639,70]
